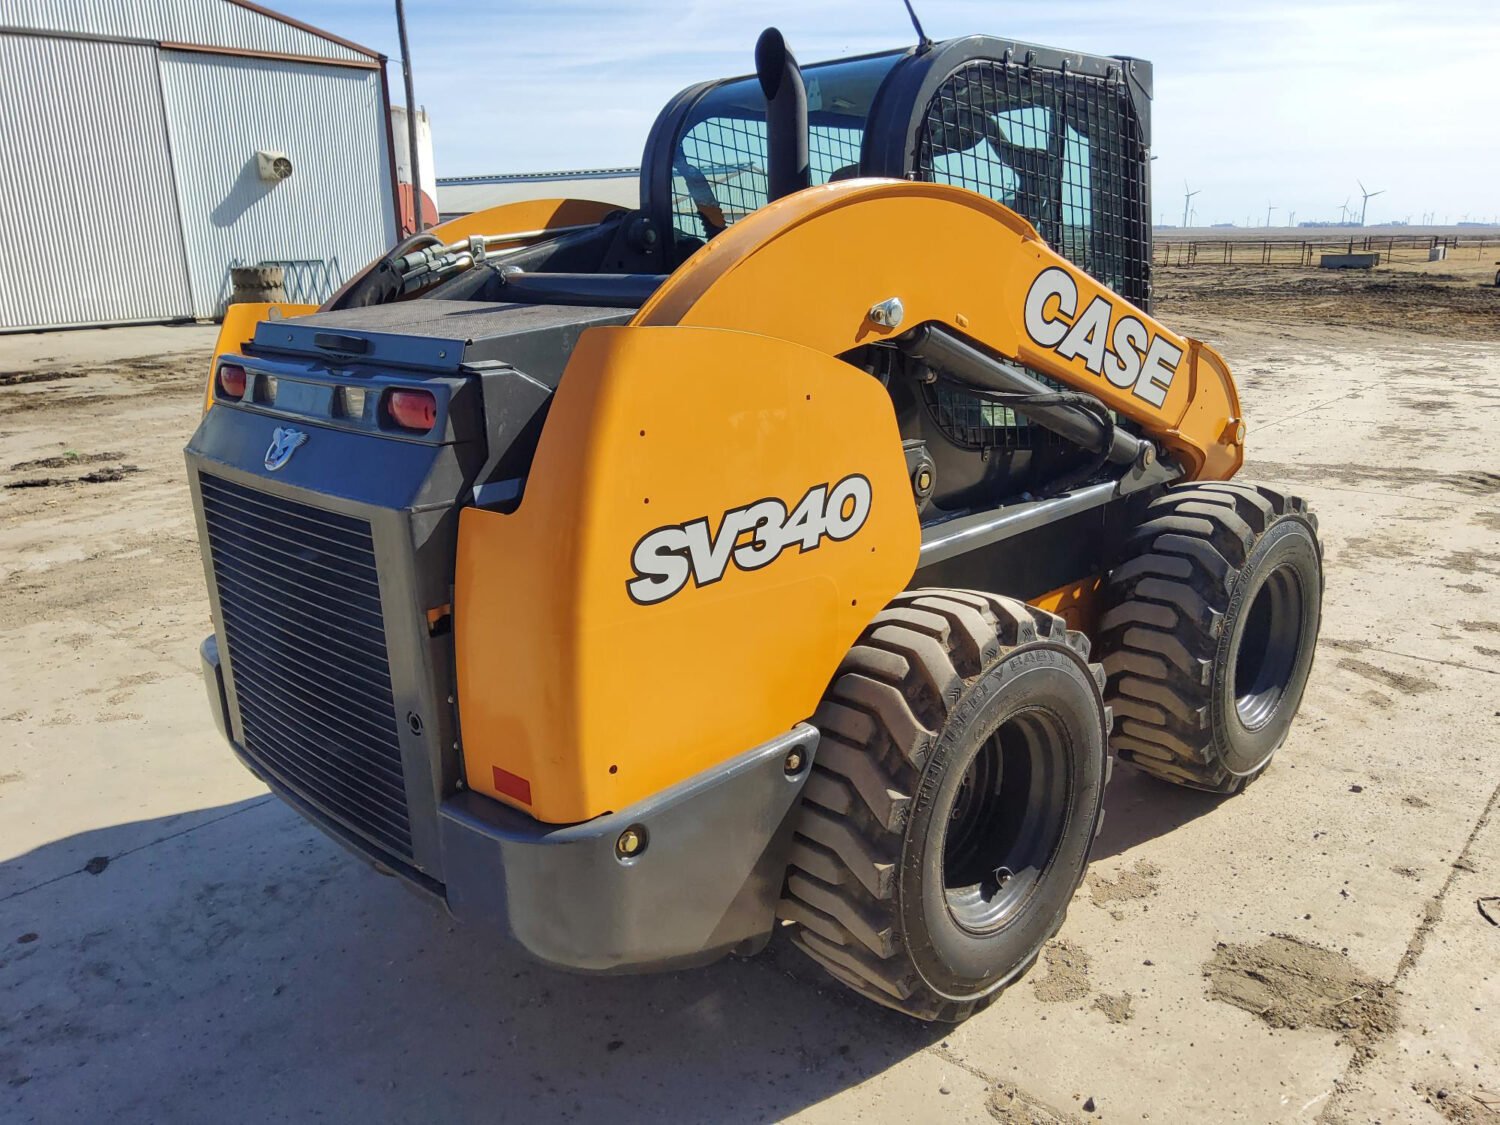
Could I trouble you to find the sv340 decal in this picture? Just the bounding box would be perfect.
[627,474,872,605]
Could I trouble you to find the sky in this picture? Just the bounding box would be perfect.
[297,0,1500,226]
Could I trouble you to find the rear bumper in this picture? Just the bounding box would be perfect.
[202,636,818,973]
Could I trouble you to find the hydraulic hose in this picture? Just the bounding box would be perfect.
[897,324,1147,467]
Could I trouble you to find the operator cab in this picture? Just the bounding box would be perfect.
[336,32,1152,309]
[326,30,1155,512]
[631,34,1156,511]
[642,35,1152,307]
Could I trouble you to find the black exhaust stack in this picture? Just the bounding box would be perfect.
[755,28,810,202]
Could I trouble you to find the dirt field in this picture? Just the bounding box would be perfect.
[2,271,1499,1123]
[1157,261,1500,340]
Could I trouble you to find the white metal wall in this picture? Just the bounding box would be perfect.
[1,0,371,63]
[0,33,194,330]
[158,50,396,317]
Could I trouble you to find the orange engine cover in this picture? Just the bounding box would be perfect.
[454,325,920,824]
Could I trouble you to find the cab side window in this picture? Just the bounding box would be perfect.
[671,117,865,242]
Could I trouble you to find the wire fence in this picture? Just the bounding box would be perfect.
[1153,235,1500,268]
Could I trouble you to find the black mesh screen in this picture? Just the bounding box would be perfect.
[920,371,1074,451]
[922,382,1034,450]
[914,60,1149,303]
[671,120,864,239]
[199,474,412,862]
[665,52,902,246]
[914,59,1148,450]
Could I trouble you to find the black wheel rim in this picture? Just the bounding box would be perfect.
[1232,564,1305,730]
[942,708,1070,935]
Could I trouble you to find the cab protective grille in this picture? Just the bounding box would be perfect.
[913,59,1150,306]
[914,58,1149,451]
[199,473,412,860]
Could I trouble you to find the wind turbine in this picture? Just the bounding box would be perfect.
[1357,180,1384,227]
[1182,182,1200,229]
[1337,197,1350,225]
[1265,204,1276,228]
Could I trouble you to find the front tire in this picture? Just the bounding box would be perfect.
[779,590,1110,1022]
[1099,482,1323,793]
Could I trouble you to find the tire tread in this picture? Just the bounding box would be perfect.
[783,589,1106,1021]
[1100,481,1318,792]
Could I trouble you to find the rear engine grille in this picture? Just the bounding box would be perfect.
[199,474,412,860]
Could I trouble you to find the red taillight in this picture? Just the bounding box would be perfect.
[388,389,437,432]
[217,362,246,399]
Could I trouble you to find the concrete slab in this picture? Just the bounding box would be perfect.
[2,312,1497,1124]
[1324,787,1500,1123]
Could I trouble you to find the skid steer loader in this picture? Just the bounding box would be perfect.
[187,27,1323,1021]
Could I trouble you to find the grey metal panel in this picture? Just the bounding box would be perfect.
[0,33,193,330]
[1,0,372,63]
[158,50,397,318]
[440,725,820,973]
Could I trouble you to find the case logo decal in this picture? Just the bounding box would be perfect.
[1023,266,1182,407]
[264,426,308,471]
[627,474,872,605]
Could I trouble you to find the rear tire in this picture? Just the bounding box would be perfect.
[779,590,1109,1022]
[1099,482,1323,793]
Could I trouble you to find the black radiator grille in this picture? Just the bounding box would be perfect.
[199,474,412,860]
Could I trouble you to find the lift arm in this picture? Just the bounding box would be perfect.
[634,179,1244,481]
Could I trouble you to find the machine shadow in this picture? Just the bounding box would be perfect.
[0,800,947,1124]
[3,767,1231,1120]
[1091,762,1227,861]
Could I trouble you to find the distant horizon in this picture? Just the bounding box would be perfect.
[1153,221,1500,232]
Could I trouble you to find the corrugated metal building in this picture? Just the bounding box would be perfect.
[0,0,398,331]
[437,169,640,222]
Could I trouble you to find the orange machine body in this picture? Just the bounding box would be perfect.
[453,180,1243,823]
[455,326,920,823]
[202,181,1242,827]
[637,180,1243,481]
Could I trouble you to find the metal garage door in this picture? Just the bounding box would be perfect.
[0,33,194,331]
[158,50,396,318]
